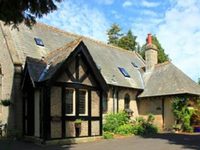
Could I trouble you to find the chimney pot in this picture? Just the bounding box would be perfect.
[147,33,152,44]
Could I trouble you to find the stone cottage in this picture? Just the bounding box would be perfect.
[0,22,200,142]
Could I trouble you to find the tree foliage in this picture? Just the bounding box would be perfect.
[198,78,200,85]
[0,0,62,28]
[107,24,137,51]
[118,30,137,51]
[140,35,169,63]
[107,23,122,46]
[172,97,194,132]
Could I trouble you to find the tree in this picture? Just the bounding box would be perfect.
[107,23,122,46]
[198,78,200,85]
[107,24,137,51]
[140,35,169,63]
[0,0,62,28]
[118,30,137,51]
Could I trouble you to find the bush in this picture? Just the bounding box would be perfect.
[133,115,158,135]
[172,97,194,132]
[115,124,134,135]
[103,132,114,139]
[132,125,145,135]
[103,112,129,132]
[143,123,158,135]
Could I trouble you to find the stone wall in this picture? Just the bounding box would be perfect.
[50,86,62,138]
[164,97,175,129]
[139,97,163,129]
[0,26,14,127]
[91,121,99,136]
[91,91,100,117]
[107,87,139,118]
[0,23,24,136]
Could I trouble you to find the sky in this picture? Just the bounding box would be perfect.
[40,0,200,82]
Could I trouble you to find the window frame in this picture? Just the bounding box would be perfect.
[78,89,88,116]
[124,93,130,110]
[118,67,130,78]
[34,38,44,46]
[65,88,76,116]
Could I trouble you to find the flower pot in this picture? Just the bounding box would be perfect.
[75,123,81,129]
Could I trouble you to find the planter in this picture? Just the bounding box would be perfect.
[75,123,81,129]
[0,100,11,107]
[75,123,81,137]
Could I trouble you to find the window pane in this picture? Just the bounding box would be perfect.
[124,94,130,109]
[65,89,74,114]
[118,67,130,77]
[79,90,86,114]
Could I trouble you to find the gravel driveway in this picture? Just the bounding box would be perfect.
[0,133,200,150]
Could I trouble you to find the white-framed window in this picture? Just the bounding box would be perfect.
[65,88,88,116]
[79,89,88,116]
[65,88,75,116]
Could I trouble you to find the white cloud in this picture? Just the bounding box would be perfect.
[111,10,122,19]
[123,1,133,8]
[156,0,200,81]
[95,0,114,5]
[130,17,162,44]
[142,10,158,17]
[40,1,109,42]
[141,0,160,8]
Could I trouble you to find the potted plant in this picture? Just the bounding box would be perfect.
[75,119,82,137]
[75,119,82,129]
[0,99,11,107]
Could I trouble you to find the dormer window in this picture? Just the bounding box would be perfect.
[34,38,44,46]
[118,67,130,77]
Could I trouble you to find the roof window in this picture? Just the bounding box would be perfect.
[34,38,44,46]
[118,67,130,78]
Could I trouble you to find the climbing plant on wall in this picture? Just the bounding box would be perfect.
[172,97,194,132]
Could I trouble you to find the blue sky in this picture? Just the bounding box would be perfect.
[40,0,200,82]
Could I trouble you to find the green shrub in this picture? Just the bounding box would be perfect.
[103,132,114,139]
[103,112,129,132]
[135,117,145,125]
[172,97,194,132]
[115,124,134,135]
[147,114,155,124]
[143,123,158,135]
[132,125,145,135]
[133,115,158,135]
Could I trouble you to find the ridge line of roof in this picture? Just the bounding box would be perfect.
[36,22,141,55]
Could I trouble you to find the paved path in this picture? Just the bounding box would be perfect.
[0,133,200,150]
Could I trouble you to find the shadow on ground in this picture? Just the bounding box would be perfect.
[0,139,75,150]
[142,133,200,150]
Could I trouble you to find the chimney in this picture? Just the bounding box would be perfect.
[145,33,158,72]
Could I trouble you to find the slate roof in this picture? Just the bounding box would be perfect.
[6,22,144,89]
[25,38,83,82]
[1,21,200,96]
[139,62,200,97]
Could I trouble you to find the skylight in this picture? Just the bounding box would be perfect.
[34,38,44,46]
[118,67,130,78]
